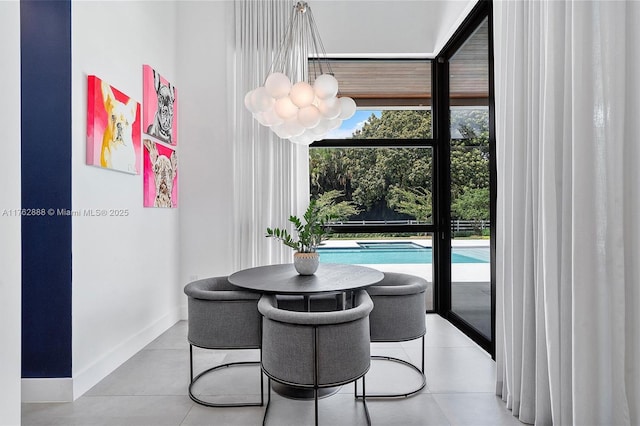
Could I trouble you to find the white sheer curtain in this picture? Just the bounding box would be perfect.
[232,0,310,270]
[494,1,640,424]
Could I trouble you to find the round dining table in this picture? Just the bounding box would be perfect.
[228,262,384,399]
[229,262,384,311]
[228,262,384,295]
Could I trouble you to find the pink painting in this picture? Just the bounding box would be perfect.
[143,139,178,208]
[86,75,141,174]
[143,65,178,145]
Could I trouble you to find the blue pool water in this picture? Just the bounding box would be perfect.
[317,242,489,264]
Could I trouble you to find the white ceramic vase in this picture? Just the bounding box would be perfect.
[293,252,319,275]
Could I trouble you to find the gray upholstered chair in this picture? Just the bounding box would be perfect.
[356,272,427,398]
[184,276,263,407]
[259,290,374,426]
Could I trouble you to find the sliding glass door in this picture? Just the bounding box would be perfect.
[450,18,491,340]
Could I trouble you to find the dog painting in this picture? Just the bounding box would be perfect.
[143,65,177,145]
[143,139,178,208]
[87,75,141,174]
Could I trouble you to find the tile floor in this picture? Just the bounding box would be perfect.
[22,315,522,426]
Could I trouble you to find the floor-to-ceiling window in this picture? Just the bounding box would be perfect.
[309,59,437,311]
[310,1,495,353]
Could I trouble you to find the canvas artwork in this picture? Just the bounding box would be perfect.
[143,139,178,208]
[143,65,178,145]
[87,75,141,174]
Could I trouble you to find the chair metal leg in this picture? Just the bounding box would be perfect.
[314,388,319,426]
[356,335,426,399]
[262,378,271,426]
[190,344,194,382]
[260,363,265,406]
[362,375,371,426]
[188,345,264,407]
[421,337,425,374]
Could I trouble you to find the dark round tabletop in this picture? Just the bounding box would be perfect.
[228,263,384,295]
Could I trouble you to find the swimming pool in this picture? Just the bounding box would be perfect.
[316,242,489,264]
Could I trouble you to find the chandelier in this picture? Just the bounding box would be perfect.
[244,1,356,145]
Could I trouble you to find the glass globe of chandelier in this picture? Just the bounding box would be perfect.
[244,1,357,145]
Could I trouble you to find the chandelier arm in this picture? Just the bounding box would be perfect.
[267,4,297,78]
[307,7,333,77]
[301,8,310,83]
[310,48,322,83]
[287,6,301,78]
[294,12,302,82]
[307,12,323,76]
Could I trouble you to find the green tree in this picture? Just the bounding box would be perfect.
[352,110,431,139]
[310,110,433,221]
[387,186,432,222]
[451,187,490,233]
[309,108,491,227]
[350,111,433,221]
[315,190,360,221]
[450,109,490,202]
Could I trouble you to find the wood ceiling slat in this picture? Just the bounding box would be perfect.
[307,19,489,106]
[309,60,432,102]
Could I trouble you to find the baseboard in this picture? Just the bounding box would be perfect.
[22,378,73,403]
[71,306,182,400]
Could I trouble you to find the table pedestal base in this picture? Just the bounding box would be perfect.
[271,382,341,400]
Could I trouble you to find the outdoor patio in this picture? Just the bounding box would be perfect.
[319,239,491,336]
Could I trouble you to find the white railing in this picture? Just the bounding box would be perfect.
[327,219,430,226]
[325,219,490,231]
[450,219,490,232]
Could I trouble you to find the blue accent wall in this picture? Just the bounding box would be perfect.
[21,0,73,378]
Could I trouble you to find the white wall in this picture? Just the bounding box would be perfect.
[0,1,22,422]
[175,1,235,312]
[71,1,180,398]
[311,0,475,57]
[432,0,479,54]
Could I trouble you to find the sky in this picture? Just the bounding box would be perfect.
[325,109,382,139]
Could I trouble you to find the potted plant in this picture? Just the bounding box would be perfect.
[266,199,335,275]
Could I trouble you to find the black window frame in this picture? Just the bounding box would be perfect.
[309,64,437,234]
[309,59,437,312]
[309,0,496,356]
[435,0,495,357]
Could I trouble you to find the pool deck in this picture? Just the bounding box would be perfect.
[320,238,490,282]
[320,239,491,313]
[321,238,489,249]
